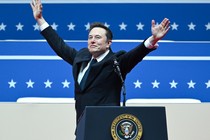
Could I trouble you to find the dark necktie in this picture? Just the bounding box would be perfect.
[80,59,97,90]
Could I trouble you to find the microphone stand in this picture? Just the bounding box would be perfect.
[121,80,126,107]
[113,59,126,107]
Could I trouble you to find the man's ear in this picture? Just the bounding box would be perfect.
[108,40,112,46]
[106,40,112,49]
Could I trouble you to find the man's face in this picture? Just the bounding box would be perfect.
[88,27,112,58]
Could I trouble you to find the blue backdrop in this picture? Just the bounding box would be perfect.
[0,3,210,102]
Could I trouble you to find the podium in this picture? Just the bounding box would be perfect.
[76,106,168,140]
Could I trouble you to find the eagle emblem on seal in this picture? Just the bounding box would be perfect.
[111,114,143,140]
[120,122,135,139]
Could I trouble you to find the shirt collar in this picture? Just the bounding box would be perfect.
[92,49,110,62]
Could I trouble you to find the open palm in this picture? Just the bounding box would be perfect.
[151,18,170,41]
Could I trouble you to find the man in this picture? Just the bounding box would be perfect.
[30,0,170,124]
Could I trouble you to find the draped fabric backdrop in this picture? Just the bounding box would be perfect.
[0,3,210,102]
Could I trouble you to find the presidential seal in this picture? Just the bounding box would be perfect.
[111,114,143,140]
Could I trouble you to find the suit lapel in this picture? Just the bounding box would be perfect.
[73,49,114,91]
[83,51,114,90]
[73,50,91,89]
[83,61,102,89]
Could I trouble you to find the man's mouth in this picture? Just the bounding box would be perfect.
[90,45,97,48]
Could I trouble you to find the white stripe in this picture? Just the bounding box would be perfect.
[143,56,210,61]
[1,0,210,4]
[1,55,210,61]
[1,40,210,43]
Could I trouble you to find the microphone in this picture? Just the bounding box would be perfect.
[113,50,126,80]
[104,50,126,65]
[113,58,123,82]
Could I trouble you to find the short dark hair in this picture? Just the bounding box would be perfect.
[89,22,113,40]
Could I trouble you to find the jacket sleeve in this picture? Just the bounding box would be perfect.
[119,39,155,76]
[40,26,77,65]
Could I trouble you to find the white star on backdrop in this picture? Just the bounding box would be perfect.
[3,78,210,91]
[171,22,179,30]
[67,22,75,31]
[188,22,196,30]
[187,80,196,88]
[151,80,160,88]
[205,22,210,30]
[26,79,35,88]
[62,79,70,88]
[1,22,210,33]
[205,80,210,88]
[104,22,110,28]
[51,22,58,30]
[119,22,127,30]
[33,23,40,31]
[16,22,24,31]
[0,22,7,31]
[85,22,90,30]
[44,79,53,88]
[136,22,144,30]
[8,79,16,88]
[133,80,142,88]
[169,80,178,88]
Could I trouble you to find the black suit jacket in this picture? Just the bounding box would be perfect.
[41,26,154,123]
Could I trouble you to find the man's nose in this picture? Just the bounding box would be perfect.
[90,38,96,43]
